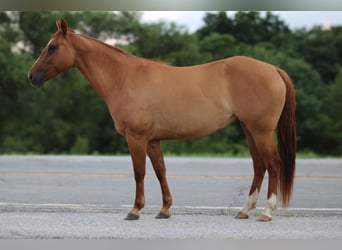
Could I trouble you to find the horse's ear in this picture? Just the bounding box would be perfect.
[56,19,68,36]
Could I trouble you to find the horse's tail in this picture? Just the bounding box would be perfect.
[276,68,296,208]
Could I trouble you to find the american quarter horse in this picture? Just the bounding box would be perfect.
[28,19,296,222]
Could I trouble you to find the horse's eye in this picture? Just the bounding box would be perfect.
[48,44,58,53]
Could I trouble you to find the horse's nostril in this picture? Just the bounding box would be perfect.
[28,73,33,82]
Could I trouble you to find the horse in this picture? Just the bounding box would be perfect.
[28,19,296,222]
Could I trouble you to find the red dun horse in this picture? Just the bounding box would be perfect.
[28,19,296,222]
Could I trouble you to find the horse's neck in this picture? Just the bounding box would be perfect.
[72,34,133,102]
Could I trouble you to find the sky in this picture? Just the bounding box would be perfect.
[140,11,342,32]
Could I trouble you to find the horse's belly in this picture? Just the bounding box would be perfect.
[150,70,235,140]
[155,109,236,140]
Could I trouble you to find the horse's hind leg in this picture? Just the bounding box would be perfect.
[147,140,173,219]
[235,123,266,219]
[251,130,281,221]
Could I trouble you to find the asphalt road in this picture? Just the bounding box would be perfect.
[0,155,341,239]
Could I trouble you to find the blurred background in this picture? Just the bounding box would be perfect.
[0,11,341,156]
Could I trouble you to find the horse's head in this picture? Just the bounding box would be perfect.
[28,19,76,87]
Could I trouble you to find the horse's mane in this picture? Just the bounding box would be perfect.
[78,33,135,58]
[71,30,169,65]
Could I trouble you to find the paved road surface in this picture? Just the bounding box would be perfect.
[0,156,341,239]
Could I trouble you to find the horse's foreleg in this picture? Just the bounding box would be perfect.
[147,140,173,219]
[125,135,147,220]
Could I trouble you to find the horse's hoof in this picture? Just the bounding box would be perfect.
[258,214,272,222]
[155,211,171,219]
[235,212,249,219]
[124,213,140,220]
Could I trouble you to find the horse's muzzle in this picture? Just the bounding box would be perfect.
[28,69,46,87]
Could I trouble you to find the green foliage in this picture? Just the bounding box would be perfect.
[197,11,291,49]
[199,33,236,60]
[197,11,233,39]
[321,67,342,154]
[129,21,204,66]
[70,136,90,155]
[0,11,341,156]
[293,27,342,83]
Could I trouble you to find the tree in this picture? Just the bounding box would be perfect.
[129,21,204,66]
[320,67,342,154]
[197,11,233,39]
[199,33,236,61]
[197,11,292,50]
[233,11,291,46]
[293,26,342,84]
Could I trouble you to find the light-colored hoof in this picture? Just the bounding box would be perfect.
[235,211,249,219]
[258,214,272,222]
